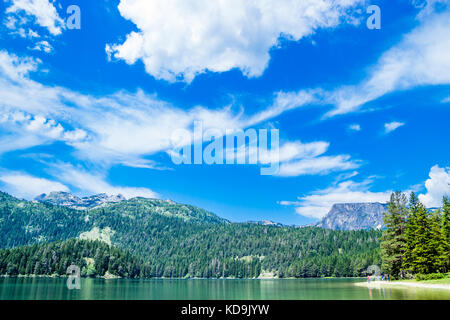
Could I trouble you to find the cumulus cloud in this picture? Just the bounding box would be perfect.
[419,165,450,207]
[0,50,38,81]
[281,179,391,219]
[349,124,361,131]
[5,0,65,36]
[0,110,87,154]
[30,40,53,53]
[384,121,405,133]
[107,0,363,82]
[0,171,69,199]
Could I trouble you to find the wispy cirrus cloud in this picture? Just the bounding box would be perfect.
[349,124,361,131]
[47,163,159,199]
[276,155,361,177]
[324,3,450,117]
[0,50,359,181]
[0,171,69,199]
[257,3,450,119]
[384,121,405,134]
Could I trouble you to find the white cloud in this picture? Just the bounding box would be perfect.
[419,165,450,207]
[281,179,391,219]
[0,50,38,81]
[5,0,65,36]
[0,50,359,180]
[0,171,69,199]
[222,136,358,177]
[384,121,405,133]
[0,51,245,164]
[30,40,53,53]
[325,5,450,117]
[276,155,361,177]
[107,0,362,82]
[231,140,329,165]
[0,109,87,154]
[349,124,361,131]
[50,163,159,199]
[246,90,322,125]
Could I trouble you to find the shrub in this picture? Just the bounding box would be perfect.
[415,273,446,281]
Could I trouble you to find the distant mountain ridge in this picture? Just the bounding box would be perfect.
[35,191,128,210]
[35,192,390,230]
[317,202,387,231]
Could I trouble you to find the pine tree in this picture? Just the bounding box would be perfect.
[405,193,440,274]
[442,197,450,271]
[428,208,445,272]
[413,202,439,274]
[381,192,408,279]
[404,192,419,273]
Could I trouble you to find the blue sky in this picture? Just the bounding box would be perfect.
[0,0,449,225]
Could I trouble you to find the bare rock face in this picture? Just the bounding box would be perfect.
[317,203,387,230]
[35,191,126,210]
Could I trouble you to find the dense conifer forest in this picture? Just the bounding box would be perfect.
[0,191,382,278]
[381,192,450,279]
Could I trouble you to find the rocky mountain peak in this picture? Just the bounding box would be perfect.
[34,191,127,210]
[317,202,387,230]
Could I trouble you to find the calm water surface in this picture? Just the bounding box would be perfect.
[0,278,449,300]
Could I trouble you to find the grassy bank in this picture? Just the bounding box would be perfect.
[397,277,450,285]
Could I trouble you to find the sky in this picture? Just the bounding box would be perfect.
[0,0,449,225]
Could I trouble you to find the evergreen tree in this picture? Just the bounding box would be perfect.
[381,192,408,279]
[442,197,450,271]
[405,193,440,274]
[428,208,445,272]
[404,192,419,273]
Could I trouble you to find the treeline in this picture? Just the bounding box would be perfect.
[0,191,382,278]
[0,239,144,278]
[381,192,450,279]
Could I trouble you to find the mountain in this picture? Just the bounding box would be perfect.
[34,191,127,210]
[0,190,382,278]
[317,203,387,231]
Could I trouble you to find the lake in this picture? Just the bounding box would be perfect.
[1,278,449,300]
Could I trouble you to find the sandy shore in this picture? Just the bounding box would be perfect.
[355,281,450,290]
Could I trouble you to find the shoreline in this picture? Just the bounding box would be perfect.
[355,281,450,290]
[1,274,361,280]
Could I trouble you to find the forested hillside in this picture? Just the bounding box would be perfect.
[0,239,144,278]
[0,191,382,278]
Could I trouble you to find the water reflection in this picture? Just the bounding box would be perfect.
[0,278,449,300]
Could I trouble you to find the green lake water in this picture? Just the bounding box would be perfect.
[1,278,449,300]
